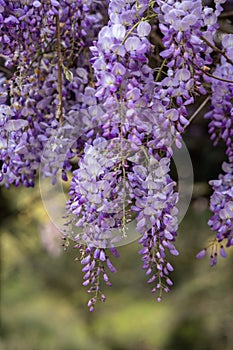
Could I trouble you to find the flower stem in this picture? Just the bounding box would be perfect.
[56,14,63,125]
[200,35,233,66]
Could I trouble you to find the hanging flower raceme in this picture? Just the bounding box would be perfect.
[0,0,232,312]
[199,33,233,263]
[153,0,226,138]
[197,161,233,265]
[66,0,181,308]
[205,34,233,160]
[129,155,179,300]
[0,0,105,187]
[209,162,233,249]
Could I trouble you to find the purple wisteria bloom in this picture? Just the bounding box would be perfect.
[76,0,183,303]
[209,162,233,248]
[205,34,233,160]
[155,0,224,131]
[1,0,231,312]
[129,154,178,299]
[0,0,105,187]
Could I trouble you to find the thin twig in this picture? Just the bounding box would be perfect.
[200,35,233,66]
[155,59,166,82]
[122,14,157,45]
[192,60,233,84]
[185,96,210,129]
[0,66,13,77]
[56,14,63,125]
[201,68,233,84]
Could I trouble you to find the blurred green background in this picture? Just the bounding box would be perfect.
[1,185,233,349]
[0,118,233,350]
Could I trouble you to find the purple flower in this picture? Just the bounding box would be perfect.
[208,162,233,248]
[196,249,207,259]
[33,1,41,8]
[1,0,231,312]
[205,60,233,159]
[137,21,151,37]
[112,23,126,40]
[125,37,141,52]
[129,153,178,298]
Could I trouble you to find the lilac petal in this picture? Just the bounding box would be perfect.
[5,119,29,132]
[89,306,95,313]
[137,21,151,37]
[83,271,91,280]
[125,37,141,51]
[110,247,120,258]
[147,275,156,284]
[166,262,174,271]
[103,273,109,282]
[94,248,100,259]
[196,249,206,259]
[83,280,90,286]
[210,253,218,266]
[106,258,117,273]
[4,15,19,24]
[139,246,149,255]
[82,264,90,273]
[99,250,106,261]
[51,0,59,6]
[112,24,126,40]
[166,278,173,286]
[220,246,227,258]
[170,249,179,256]
[81,255,91,265]
[33,1,41,7]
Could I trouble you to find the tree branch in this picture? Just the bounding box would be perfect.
[200,35,233,66]
[186,96,210,128]
[56,14,63,125]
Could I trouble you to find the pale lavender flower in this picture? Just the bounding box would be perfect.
[208,162,233,248]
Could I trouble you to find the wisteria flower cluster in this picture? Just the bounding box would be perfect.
[0,0,105,186]
[200,31,233,263]
[0,0,232,311]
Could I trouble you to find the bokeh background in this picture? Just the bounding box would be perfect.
[0,103,233,350]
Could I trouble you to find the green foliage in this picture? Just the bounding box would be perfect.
[0,186,233,350]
